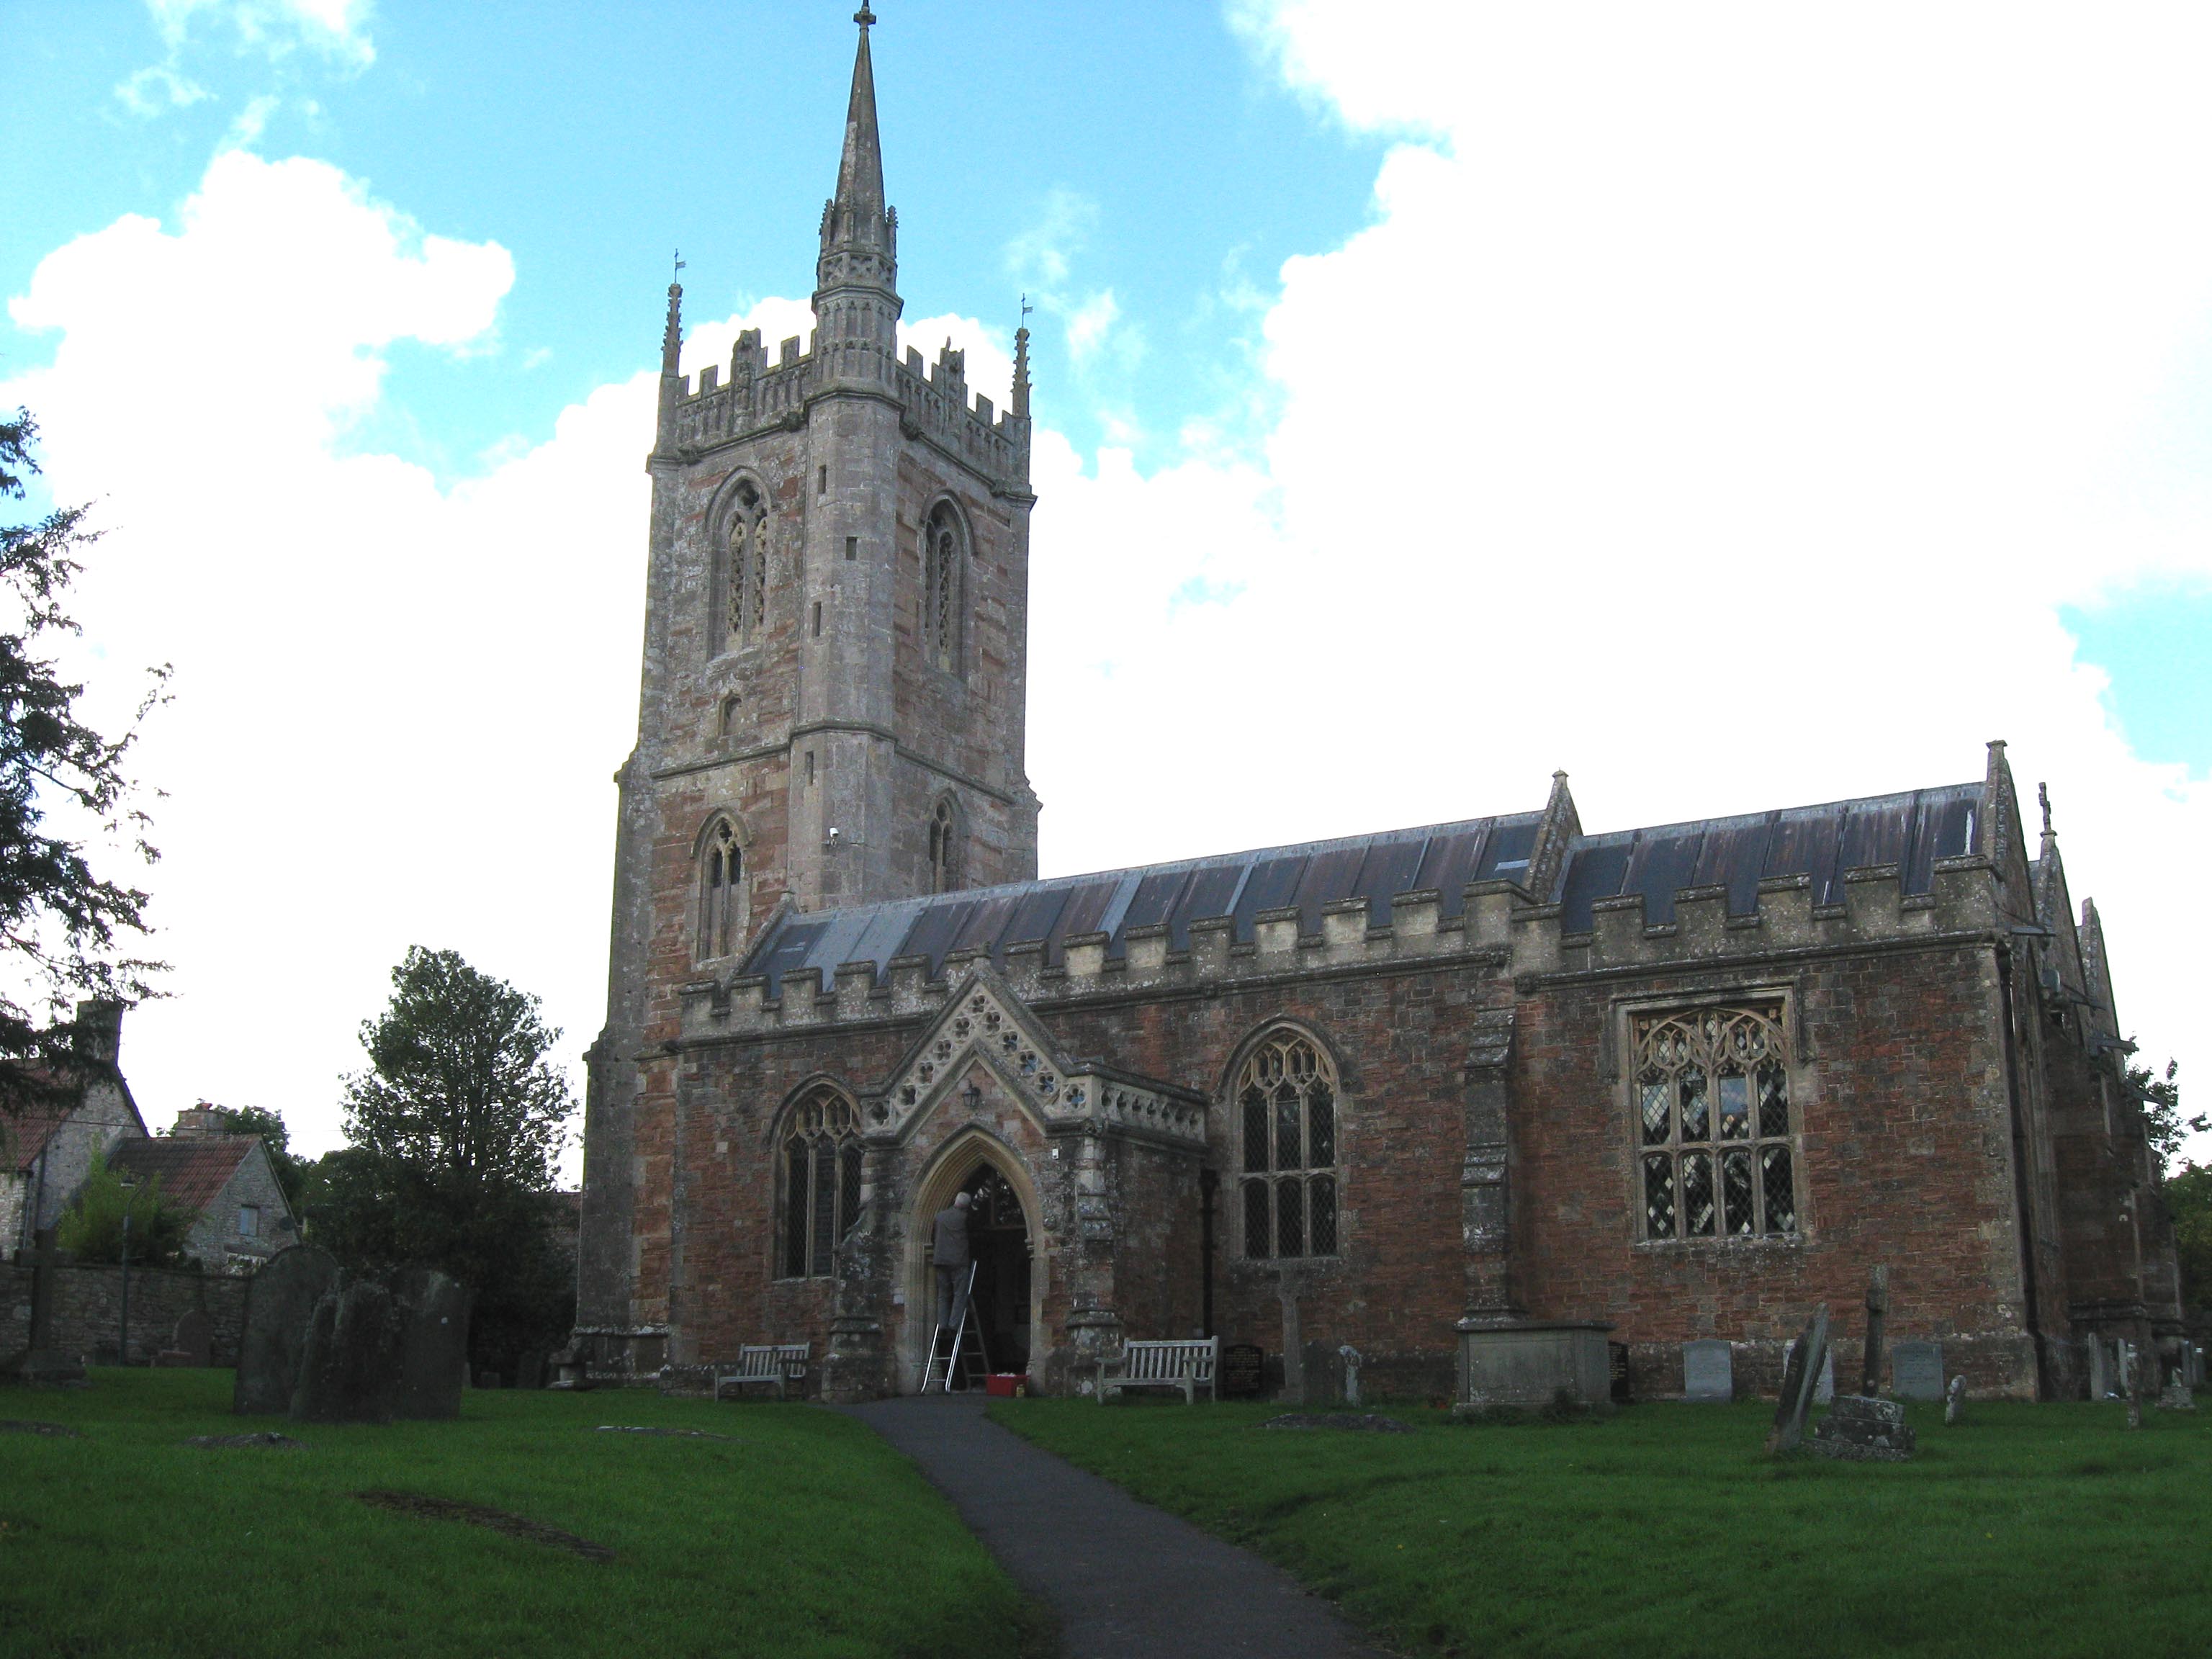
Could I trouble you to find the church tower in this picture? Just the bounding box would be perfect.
[575,9,1040,1354]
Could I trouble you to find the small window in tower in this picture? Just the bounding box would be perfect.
[811,601,823,637]
[818,465,828,496]
[845,536,858,561]
[927,796,966,894]
[724,478,769,651]
[922,500,967,675]
[719,693,741,737]
[805,751,817,786]
[696,817,744,961]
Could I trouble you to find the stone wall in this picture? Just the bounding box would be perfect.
[4,1260,249,1366]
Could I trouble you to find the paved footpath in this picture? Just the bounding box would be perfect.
[845,1395,1387,1658]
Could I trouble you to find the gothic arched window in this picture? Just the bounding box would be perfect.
[927,795,965,894]
[1633,1004,1798,1240]
[1236,1030,1340,1260]
[780,1087,865,1279]
[696,817,742,962]
[725,478,769,648]
[922,500,964,674]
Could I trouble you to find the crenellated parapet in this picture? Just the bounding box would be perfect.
[681,850,2014,1045]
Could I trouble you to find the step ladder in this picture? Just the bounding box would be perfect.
[922,1263,991,1393]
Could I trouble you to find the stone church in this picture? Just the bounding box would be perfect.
[572,13,2182,1403]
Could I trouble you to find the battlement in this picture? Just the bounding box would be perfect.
[662,328,1028,487]
[679,853,2007,1046]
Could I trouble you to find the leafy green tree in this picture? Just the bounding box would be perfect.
[313,948,576,1372]
[2130,1058,2198,1173]
[55,1148,194,1266]
[0,409,168,1120]
[2167,1164,2212,1313]
[202,1103,307,1211]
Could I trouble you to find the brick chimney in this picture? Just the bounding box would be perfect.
[171,1104,220,1138]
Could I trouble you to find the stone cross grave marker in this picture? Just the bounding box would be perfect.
[1892,1340,1944,1402]
[1859,1264,1888,1397]
[233,1245,338,1416]
[1683,1339,1732,1403]
[1766,1304,1829,1453]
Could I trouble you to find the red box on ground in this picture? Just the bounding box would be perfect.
[984,1373,1023,1398]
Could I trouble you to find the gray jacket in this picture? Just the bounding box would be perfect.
[932,1204,972,1268]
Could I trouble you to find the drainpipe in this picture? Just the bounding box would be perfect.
[1198,1168,1218,1339]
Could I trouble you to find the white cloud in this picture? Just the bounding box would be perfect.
[147,0,374,68]
[115,65,212,117]
[1064,290,1122,366]
[1021,0,2212,1151]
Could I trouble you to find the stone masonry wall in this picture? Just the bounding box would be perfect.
[4,1261,249,1366]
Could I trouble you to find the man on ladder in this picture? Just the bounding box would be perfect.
[925,1190,986,1392]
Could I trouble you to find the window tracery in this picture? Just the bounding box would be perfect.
[781,1087,864,1280]
[1236,1030,1339,1261]
[726,478,768,647]
[1633,1004,1799,1241]
[922,501,963,674]
[696,817,742,962]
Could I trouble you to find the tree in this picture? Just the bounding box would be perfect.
[2130,1058,2198,1173]
[0,408,167,1119]
[2167,1163,2212,1313]
[315,948,577,1372]
[202,1103,307,1211]
[55,1149,195,1267]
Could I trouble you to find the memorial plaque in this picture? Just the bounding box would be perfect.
[1220,1343,1265,1401]
[1683,1339,1733,1403]
[1892,1340,1944,1403]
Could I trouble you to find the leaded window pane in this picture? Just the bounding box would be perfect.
[1274,1082,1301,1172]
[811,1141,837,1273]
[1275,1176,1304,1259]
[1756,1059,1789,1136]
[1722,1148,1754,1235]
[1241,1087,1268,1174]
[1683,1151,1716,1236]
[1643,1154,1677,1238]
[1761,1145,1797,1234]
[839,1142,864,1238]
[1640,1076,1670,1143]
[783,1141,809,1277]
[1242,1177,1272,1259]
[1679,1067,1709,1141]
[1718,1071,1749,1139]
[1308,1175,1337,1256]
[1308,1083,1336,1169]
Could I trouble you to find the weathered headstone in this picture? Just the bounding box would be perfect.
[1683,1339,1733,1403]
[1892,1340,1944,1402]
[233,1245,339,1415]
[1943,1375,1967,1425]
[1220,1343,1264,1401]
[1278,1284,1305,1406]
[1814,1347,1835,1405]
[1766,1305,1829,1454]
[169,1310,214,1368]
[391,1268,470,1421]
[2156,1375,2196,1412]
[1339,1344,1362,1409]
[514,1350,547,1391]
[3,1226,85,1388]
[289,1278,405,1424]
[1811,1393,1917,1462]
[1859,1265,1889,1396]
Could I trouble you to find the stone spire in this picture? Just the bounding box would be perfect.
[1012,323,1032,418]
[655,263,684,446]
[816,6,898,318]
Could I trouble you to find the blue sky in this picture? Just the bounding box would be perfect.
[3,1,2208,1163]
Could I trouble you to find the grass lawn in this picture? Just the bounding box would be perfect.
[0,1369,1043,1659]
[992,1395,2212,1658]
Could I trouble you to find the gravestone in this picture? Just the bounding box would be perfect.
[233,1245,339,1415]
[1859,1265,1889,1396]
[1892,1340,1944,1402]
[173,1310,214,1367]
[1220,1343,1264,1401]
[2087,1336,2113,1400]
[1608,1341,1632,1403]
[1683,1339,1733,1403]
[1811,1393,1917,1462]
[1766,1305,1829,1454]
[1339,1344,1362,1408]
[2157,1375,2196,1412]
[3,1226,84,1387]
[1814,1347,1835,1404]
[1278,1285,1305,1406]
[290,1278,405,1424]
[1943,1375,1967,1425]
[514,1351,547,1391]
[391,1268,470,1421]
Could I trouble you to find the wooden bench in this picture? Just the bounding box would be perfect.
[715,1343,811,1401]
[1097,1336,1219,1404]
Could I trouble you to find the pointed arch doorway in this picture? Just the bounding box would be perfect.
[955,1164,1032,1373]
